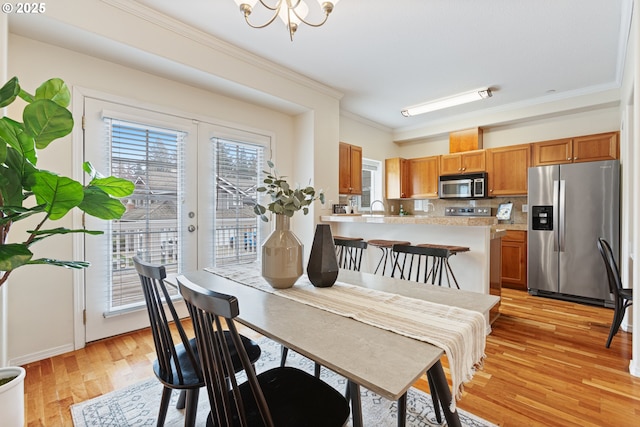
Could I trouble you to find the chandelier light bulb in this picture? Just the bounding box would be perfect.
[233,0,339,41]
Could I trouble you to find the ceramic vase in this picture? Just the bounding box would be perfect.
[261,214,303,289]
[307,224,339,287]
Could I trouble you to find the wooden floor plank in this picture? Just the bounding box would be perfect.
[22,288,639,427]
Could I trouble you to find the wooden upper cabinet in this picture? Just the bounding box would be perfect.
[531,132,618,166]
[531,138,572,166]
[385,157,410,199]
[449,128,483,153]
[408,156,439,198]
[486,144,530,196]
[338,142,362,195]
[439,150,486,175]
[572,132,619,163]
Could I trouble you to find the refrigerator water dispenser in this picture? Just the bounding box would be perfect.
[531,205,553,230]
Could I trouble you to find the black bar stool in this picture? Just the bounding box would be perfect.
[367,239,410,275]
[416,243,470,289]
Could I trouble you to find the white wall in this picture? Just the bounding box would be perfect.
[4,34,306,364]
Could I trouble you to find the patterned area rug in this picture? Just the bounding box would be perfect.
[71,337,495,426]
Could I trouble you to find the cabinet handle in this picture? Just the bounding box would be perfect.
[573,157,578,160]
[567,157,571,161]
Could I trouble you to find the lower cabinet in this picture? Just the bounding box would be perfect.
[501,230,527,290]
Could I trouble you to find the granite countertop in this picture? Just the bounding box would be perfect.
[320,214,498,227]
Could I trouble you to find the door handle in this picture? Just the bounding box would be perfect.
[558,180,566,252]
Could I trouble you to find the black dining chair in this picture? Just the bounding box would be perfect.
[177,274,351,427]
[334,238,368,271]
[596,238,633,348]
[133,257,261,426]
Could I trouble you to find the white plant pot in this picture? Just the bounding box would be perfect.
[0,366,26,427]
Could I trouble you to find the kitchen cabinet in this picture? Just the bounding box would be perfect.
[408,156,439,198]
[486,144,530,196]
[439,149,485,175]
[501,230,527,290]
[449,127,483,153]
[385,157,410,199]
[339,142,362,195]
[531,132,618,166]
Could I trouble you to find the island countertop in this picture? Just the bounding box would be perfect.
[320,214,498,227]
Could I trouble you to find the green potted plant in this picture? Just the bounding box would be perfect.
[0,76,134,426]
[253,160,324,288]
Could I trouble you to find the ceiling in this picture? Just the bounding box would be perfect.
[8,0,633,138]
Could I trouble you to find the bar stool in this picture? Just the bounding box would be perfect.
[367,239,410,275]
[416,243,470,289]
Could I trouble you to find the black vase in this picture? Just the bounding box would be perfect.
[307,224,339,287]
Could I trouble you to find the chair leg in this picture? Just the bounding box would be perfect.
[280,345,289,367]
[606,299,623,348]
[184,389,200,427]
[157,386,173,427]
[176,389,186,409]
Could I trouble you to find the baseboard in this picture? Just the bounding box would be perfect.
[9,343,75,366]
[629,359,640,378]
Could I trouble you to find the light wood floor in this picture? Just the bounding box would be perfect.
[23,288,639,426]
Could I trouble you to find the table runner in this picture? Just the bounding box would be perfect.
[204,264,487,411]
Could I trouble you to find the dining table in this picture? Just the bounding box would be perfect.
[170,266,499,427]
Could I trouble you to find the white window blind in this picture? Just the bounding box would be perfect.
[213,138,264,266]
[107,118,185,310]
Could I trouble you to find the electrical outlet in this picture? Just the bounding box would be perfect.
[522,204,528,213]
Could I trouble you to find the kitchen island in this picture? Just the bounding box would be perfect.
[321,214,505,313]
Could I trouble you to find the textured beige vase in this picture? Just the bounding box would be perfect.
[261,214,303,289]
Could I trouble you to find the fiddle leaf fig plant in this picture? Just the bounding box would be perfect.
[253,160,325,222]
[0,77,135,287]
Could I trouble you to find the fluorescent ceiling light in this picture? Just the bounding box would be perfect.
[401,87,493,117]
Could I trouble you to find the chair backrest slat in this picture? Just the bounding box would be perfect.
[178,275,275,427]
[334,238,368,272]
[133,256,201,385]
[597,238,622,296]
[390,244,450,284]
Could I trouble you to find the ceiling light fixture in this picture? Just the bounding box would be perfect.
[401,87,493,117]
[233,0,339,41]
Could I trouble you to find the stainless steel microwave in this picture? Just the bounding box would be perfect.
[439,172,487,199]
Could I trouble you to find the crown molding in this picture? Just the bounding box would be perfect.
[100,0,343,101]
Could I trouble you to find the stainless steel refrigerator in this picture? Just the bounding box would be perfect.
[527,160,619,306]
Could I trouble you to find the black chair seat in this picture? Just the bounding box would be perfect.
[619,288,633,299]
[154,333,261,388]
[205,367,350,427]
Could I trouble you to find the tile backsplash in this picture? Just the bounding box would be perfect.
[388,196,528,224]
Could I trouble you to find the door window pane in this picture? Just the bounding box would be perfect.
[214,139,264,266]
[108,119,185,309]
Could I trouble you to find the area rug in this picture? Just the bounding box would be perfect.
[71,337,495,427]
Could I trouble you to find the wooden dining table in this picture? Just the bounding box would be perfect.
[171,267,499,427]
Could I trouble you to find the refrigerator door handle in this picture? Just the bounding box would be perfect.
[553,179,559,252]
[558,179,566,252]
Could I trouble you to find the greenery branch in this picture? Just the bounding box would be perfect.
[0,77,135,287]
[253,160,325,222]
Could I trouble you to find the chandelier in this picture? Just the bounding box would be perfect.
[233,0,339,41]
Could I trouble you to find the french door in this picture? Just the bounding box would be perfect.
[82,98,269,342]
